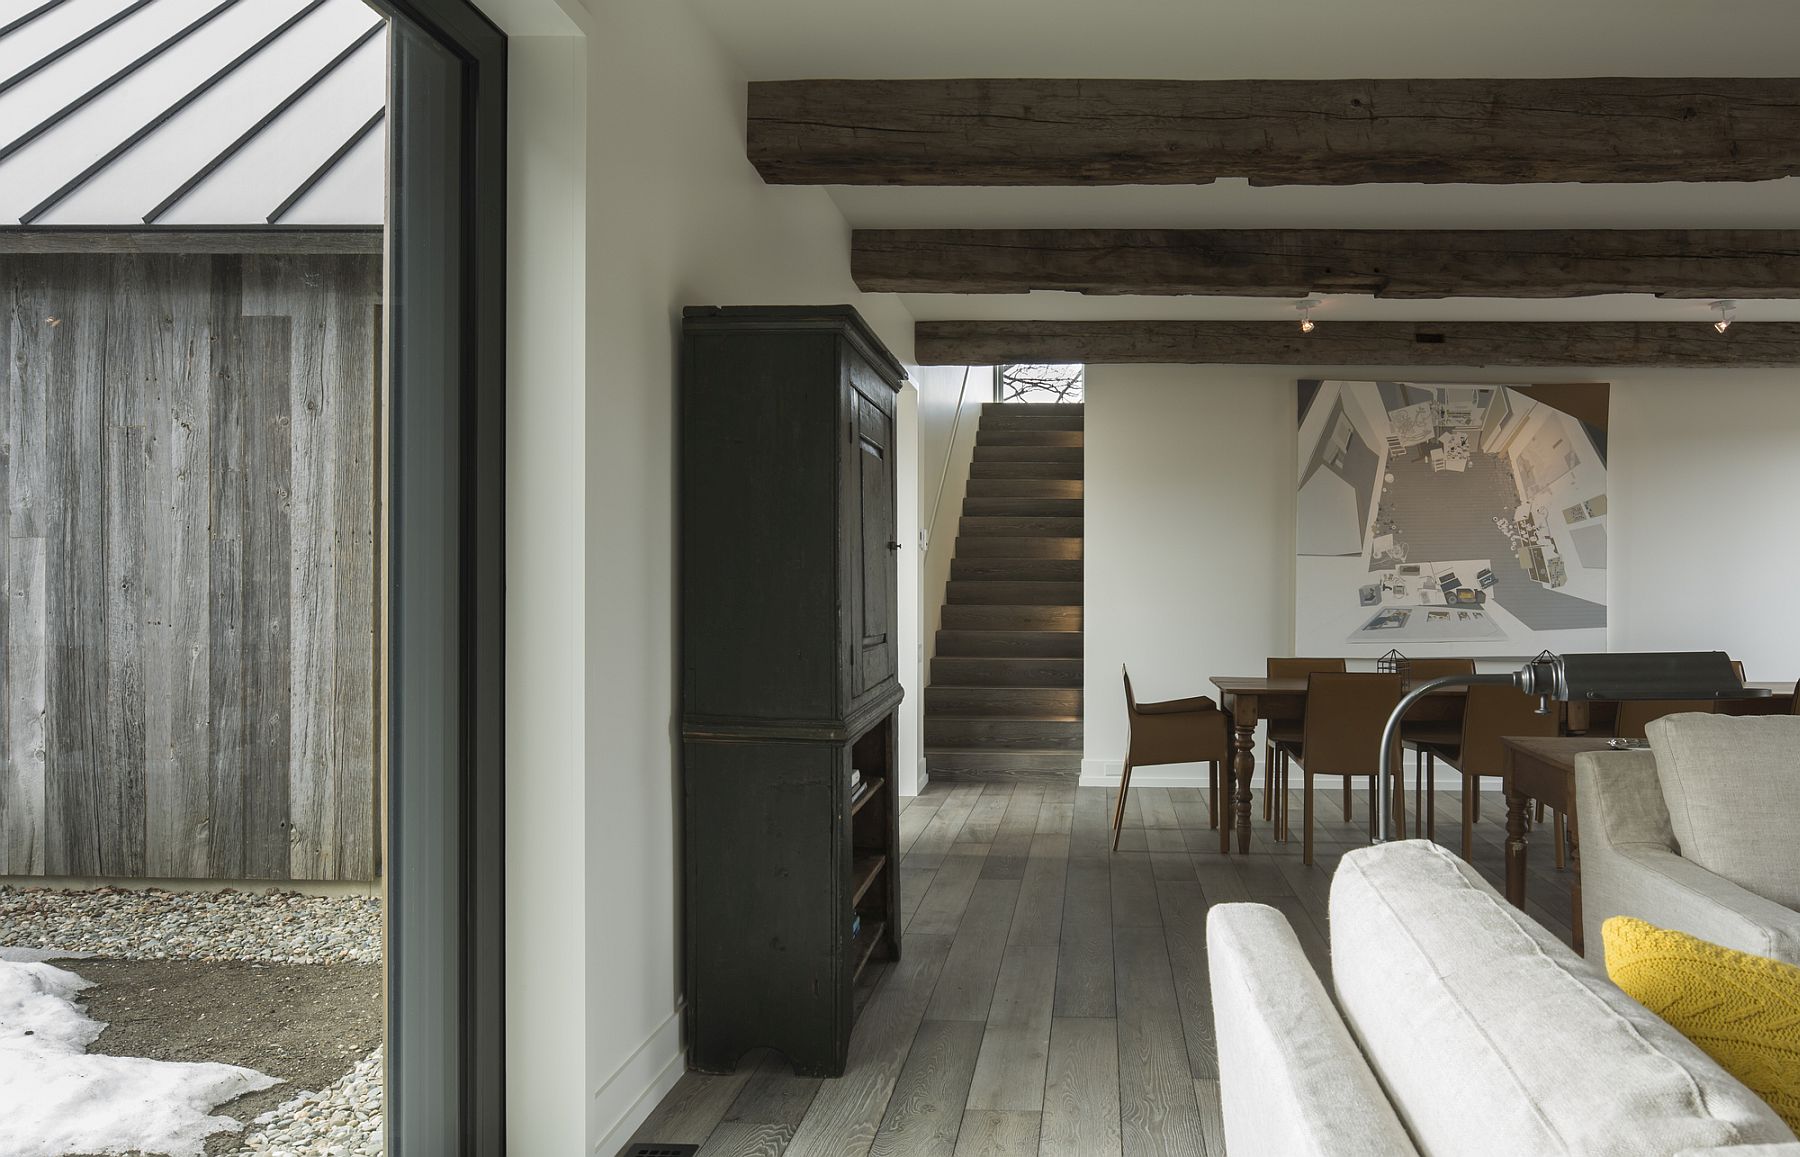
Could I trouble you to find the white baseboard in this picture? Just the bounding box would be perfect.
[1079,756,1476,791]
[591,1007,685,1156]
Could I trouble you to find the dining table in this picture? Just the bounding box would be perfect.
[1206,675,1535,854]
[1208,674,1794,857]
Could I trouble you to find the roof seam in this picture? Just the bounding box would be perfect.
[268,106,385,225]
[0,0,74,41]
[145,14,385,224]
[0,0,159,96]
[20,0,329,225]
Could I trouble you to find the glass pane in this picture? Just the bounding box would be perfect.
[1000,363,1085,403]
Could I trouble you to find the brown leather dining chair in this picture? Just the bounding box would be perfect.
[1265,658,1346,829]
[1397,658,1476,827]
[1413,682,1559,861]
[1115,667,1232,853]
[1273,672,1404,866]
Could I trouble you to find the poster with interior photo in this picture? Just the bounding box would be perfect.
[1295,380,1610,658]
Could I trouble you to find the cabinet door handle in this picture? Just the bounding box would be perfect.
[886,541,902,550]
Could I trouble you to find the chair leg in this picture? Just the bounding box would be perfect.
[1426,752,1436,840]
[1553,808,1567,870]
[1461,773,1476,861]
[1208,760,1220,830]
[1343,777,1353,822]
[1535,798,1545,823]
[1472,788,1482,825]
[1262,743,1274,821]
[1111,761,1134,852]
[1278,752,1290,842]
[1303,769,1315,867]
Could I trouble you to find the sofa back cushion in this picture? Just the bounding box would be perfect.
[1648,714,1800,909]
[1331,841,1796,1157]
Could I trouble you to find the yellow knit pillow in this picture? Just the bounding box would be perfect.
[1602,916,1800,1132]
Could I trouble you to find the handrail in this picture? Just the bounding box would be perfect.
[924,365,975,551]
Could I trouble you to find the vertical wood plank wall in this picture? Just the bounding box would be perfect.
[0,252,381,882]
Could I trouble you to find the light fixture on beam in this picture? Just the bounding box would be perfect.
[1372,651,1769,844]
[1297,298,1319,333]
[1712,300,1737,333]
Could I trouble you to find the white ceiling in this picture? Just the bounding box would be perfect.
[688,0,1800,322]
[689,0,1800,81]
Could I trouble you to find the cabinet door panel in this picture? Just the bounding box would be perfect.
[851,385,897,696]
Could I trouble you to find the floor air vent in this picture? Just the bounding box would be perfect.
[621,1146,699,1157]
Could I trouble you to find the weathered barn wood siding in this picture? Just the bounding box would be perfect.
[0,252,380,881]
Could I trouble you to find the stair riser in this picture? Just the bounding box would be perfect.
[931,658,1084,687]
[941,605,1082,630]
[954,537,1082,559]
[951,559,1082,582]
[934,630,1083,658]
[969,462,1085,480]
[925,720,1085,749]
[979,411,1085,432]
[977,430,1084,448]
[962,498,1084,518]
[974,445,1084,463]
[960,517,1083,539]
[925,752,1081,781]
[965,479,1085,499]
[947,581,1083,606]
[924,687,1082,717]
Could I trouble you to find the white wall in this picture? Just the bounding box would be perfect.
[1082,363,1800,786]
[500,1,918,1152]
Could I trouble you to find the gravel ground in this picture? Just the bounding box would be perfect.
[0,887,381,965]
[222,1048,384,1157]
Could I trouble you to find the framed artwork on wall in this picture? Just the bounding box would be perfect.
[1295,380,1610,658]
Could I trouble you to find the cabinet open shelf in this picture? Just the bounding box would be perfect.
[851,918,887,982]
[850,776,885,817]
[851,853,887,906]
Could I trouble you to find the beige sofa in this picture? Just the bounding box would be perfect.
[1208,840,1799,1157]
[1578,714,1800,968]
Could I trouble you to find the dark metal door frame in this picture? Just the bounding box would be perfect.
[374,1,507,1151]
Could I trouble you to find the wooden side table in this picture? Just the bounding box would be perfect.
[1500,736,1617,956]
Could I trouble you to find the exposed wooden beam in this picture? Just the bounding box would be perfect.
[0,227,383,254]
[748,78,1800,186]
[914,320,1800,367]
[853,229,1800,300]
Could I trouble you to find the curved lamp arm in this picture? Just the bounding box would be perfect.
[1374,672,1522,844]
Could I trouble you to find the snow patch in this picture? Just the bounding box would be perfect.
[0,959,281,1157]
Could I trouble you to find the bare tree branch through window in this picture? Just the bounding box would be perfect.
[1000,363,1084,403]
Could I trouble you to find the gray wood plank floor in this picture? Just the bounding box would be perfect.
[633,780,1574,1157]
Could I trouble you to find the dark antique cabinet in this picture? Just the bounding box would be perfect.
[680,305,906,1077]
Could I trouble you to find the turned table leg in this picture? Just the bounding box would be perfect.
[1504,782,1530,911]
[1232,720,1256,854]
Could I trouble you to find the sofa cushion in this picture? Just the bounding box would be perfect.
[1604,916,1800,1133]
[1331,841,1797,1157]
[1208,903,1420,1156]
[1647,715,1800,910]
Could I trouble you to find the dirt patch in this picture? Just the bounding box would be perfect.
[66,958,381,1155]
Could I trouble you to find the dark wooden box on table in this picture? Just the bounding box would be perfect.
[679,306,906,1077]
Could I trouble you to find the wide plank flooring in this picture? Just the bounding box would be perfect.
[631,780,1574,1157]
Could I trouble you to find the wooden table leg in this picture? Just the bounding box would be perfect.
[1504,781,1530,911]
[1231,720,1256,854]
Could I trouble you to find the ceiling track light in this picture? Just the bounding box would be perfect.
[1297,298,1319,333]
[1711,300,1737,333]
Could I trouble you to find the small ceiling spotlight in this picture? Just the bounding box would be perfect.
[1711,300,1737,333]
[1297,298,1320,333]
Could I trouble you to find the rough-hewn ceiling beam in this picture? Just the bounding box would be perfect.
[853,229,1800,299]
[748,78,1800,186]
[914,320,1800,367]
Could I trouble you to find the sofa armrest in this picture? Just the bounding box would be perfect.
[1207,903,1419,1157]
[1577,750,1800,966]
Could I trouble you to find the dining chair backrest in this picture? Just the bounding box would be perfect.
[1268,656,1348,679]
[1123,666,1138,715]
[1300,672,1404,775]
[1792,679,1800,715]
[1615,699,1718,740]
[1456,683,1559,776]
[1731,659,1747,683]
[1405,658,1477,681]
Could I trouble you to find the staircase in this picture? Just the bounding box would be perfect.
[924,402,1084,782]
